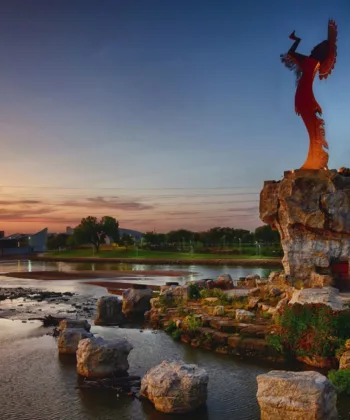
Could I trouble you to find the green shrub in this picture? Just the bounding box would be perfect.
[272,304,350,358]
[266,334,283,353]
[328,370,350,394]
[184,314,203,332]
[165,320,177,333]
[171,329,184,340]
[188,283,201,300]
[199,288,232,305]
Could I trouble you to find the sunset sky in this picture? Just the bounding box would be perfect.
[1,0,350,234]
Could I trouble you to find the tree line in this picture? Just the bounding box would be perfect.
[47,215,280,252]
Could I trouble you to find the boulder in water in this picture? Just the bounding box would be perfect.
[257,370,337,420]
[76,337,133,378]
[57,328,93,354]
[94,295,124,325]
[141,361,208,413]
[122,287,153,317]
[58,319,91,332]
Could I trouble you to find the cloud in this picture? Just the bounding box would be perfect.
[60,196,153,211]
[0,199,42,205]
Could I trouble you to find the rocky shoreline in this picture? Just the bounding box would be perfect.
[0,286,97,321]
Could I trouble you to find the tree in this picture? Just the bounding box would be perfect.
[254,224,280,244]
[119,233,134,248]
[47,234,69,250]
[72,216,119,253]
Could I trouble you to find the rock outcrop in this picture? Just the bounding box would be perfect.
[76,337,133,378]
[58,319,91,332]
[140,361,208,413]
[57,328,93,354]
[257,370,337,420]
[122,287,152,317]
[288,287,344,311]
[260,169,350,284]
[94,295,124,325]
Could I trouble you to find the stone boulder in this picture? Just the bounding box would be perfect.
[245,274,260,288]
[57,328,93,354]
[122,287,152,317]
[269,287,282,297]
[236,309,254,322]
[339,350,350,370]
[215,274,234,290]
[213,306,225,316]
[288,287,344,311]
[260,169,350,284]
[275,297,289,313]
[310,272,334,288]
[76,337,133,378]
[58,319,91,332]
[140,361,208,413]
[160,285,189,302]
[94,295,124,325]
[257,370,337,420]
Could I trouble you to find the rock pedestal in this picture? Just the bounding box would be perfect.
[57,328,93,354]
[257,370,337,420]
[94,295,124,325]
[76,337,133,378]
[260,169,350,285]
[141,361,209,413]
[122,287,152,317]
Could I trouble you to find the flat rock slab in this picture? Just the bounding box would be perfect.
[288,287,344,311]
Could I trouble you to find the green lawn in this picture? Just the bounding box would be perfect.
[50,248,280,260]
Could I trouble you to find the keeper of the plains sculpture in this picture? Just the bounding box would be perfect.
[281,19,338,170]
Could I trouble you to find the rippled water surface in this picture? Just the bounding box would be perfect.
[0,319,271,420]
[1,261,349,419]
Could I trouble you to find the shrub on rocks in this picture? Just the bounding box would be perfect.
[141,361,209,413]
[270,304,350,358]
[328,369,350,395]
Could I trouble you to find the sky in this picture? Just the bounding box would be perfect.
[1,0,350,234]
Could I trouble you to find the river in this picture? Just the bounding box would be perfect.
[0,260,349,419]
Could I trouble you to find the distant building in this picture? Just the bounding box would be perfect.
[0,228,48,255]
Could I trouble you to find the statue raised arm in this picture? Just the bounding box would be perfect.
[280,20,338,169]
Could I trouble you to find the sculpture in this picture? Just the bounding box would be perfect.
[281,20,338,169]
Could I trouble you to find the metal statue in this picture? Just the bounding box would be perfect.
[281,20,338,169]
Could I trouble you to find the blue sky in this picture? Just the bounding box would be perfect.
[1,0,349,233]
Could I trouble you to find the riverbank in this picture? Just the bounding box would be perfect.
[32,255,282,266]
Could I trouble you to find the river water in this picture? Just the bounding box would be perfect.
[0,260,349,420]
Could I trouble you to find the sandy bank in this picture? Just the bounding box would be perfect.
[3,269,192,281]
[84,281,161,292]
[32,256,281,267]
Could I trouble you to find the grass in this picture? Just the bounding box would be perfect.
[49,247,280,260]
